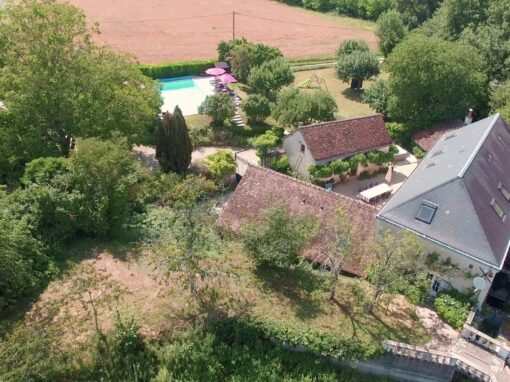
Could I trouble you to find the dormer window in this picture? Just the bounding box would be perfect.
[490,198,506,221]
[416,201,438,224]
[444,133,456,140]
[498,182,510,202]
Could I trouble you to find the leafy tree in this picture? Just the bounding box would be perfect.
[394,0,441,29]
[199,93,236,126]
[171,175,218,209]
[240,204,319,268]
[155,107,193,174]
[385,34,488,126]
[226,40,283,82]
[272,88,337,128]
[247,58,295,99]
[336,39,369,57]
[204,149,236,180]
[252,131,279,167]
[336,50,380,89]
[490,81,510,120]
[311,207,354,300]
[362,79,391,117]
[376,10,407,57]
[241,94,272,123]
[0,0,160,175]
[217,37,248,61]
[366,230,423,312]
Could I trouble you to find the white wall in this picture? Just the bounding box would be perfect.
[283,131,316,177]
[376,219,497,306]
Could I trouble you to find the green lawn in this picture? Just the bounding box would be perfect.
[293,67,384,120]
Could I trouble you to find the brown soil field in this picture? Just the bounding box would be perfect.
[68,0,376,63]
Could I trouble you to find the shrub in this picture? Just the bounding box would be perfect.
[139,60,215,79]
[171,174,218,208]
[204,149,236,180]
[376,10,407,57]
[242,94,272,123]
[434,290,473,329]
[412,145,426,159]
[269,155,291,174]
[240,204,319,268]
[198,93,236,126]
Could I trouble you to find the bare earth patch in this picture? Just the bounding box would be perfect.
[68,0,376,63]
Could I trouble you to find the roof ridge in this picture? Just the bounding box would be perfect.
[247,165,378,213]
[299,114,383,131]
[458,114,500,177]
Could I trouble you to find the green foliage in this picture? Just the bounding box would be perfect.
[419,0,510,81]
[336,39,369,58]
[285,0,394,21]
[240,204,319,268]
[336,50,380,89]
[199,93,236,126]
[401,272,430,305]
[413,145,426,159]
[0,201,50,310]
[394,0,440,29]
[362,79,391,116]
[139,60,215,79]
[376,10,407,57]
[367,230,423,310]
[272,87,338,128]
[155,107,193,173]
[241,94,272,123]
[309,159,349,179]
[490,81,510,120]
[434,289,473,329]
[93,316,158,381]
[385,34,488,127]
[220,39,283,83]
[269,155,291,174]
[252,131,279,162]
[247,58,295,99]
[171,175,218,209]
[156,320,386,382]
[0,0,161,180]
[204,149,236,180]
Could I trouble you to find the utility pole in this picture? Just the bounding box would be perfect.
[232,11,235,40]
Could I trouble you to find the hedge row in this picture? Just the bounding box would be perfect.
[139,59,215,79]
[213,317,382,361]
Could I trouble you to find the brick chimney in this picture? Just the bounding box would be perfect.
[464,108,474,125]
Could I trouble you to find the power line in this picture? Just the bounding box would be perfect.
[235,12,351,30]
[96,12,232,24]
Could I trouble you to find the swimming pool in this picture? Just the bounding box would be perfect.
[159,76,215,116]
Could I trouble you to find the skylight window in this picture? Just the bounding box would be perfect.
[432,148,445,157]
[425,161,439,168]
[416,201,438,224]
[444,133,456,140]
[490,198,506,221]
[498,182,510,202]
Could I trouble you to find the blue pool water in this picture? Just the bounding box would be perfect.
[159,76,196,91]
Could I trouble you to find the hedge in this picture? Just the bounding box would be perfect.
[212,317,382,361]
[139,59,215,79]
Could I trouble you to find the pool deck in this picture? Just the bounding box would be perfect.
[160,76,215,116]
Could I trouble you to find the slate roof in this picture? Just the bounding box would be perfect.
[218,165,377,276]
[412,120,464,151]
[378,114,510,269]
[295,115,392,162]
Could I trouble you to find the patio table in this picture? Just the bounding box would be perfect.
[358,183,392,203]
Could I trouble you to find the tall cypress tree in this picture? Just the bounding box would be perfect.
[155,106,192,173]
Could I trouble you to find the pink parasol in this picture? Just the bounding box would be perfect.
[218,73,238,83]
[385,164,393,183]
[205,67,226,76]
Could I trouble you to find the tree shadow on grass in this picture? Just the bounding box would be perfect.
[341,88,365,102]
[254,264,326,320]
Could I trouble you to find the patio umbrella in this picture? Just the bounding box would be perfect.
[385,164,393,183]
[218,73,237,83]
[205,67,226,76]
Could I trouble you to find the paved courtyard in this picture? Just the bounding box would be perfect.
[333,154,418,208]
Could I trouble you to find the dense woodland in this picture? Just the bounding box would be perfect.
[1,0,507,381]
